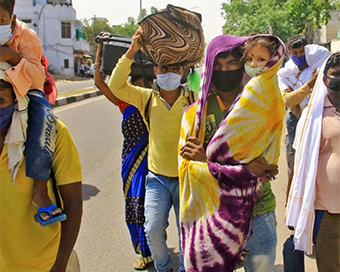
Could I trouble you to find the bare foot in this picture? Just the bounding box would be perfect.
[32,178,62,221]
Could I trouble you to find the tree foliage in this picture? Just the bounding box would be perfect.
[221,0,334,43]
[82,17,112,46]
[82,7,158,45]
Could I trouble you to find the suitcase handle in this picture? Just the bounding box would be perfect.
[95,33,132,44]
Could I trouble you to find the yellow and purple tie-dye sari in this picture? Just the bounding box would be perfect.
[179,35,285,272]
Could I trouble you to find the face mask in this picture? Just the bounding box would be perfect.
[244,64,263,78]
[0,23,12,46]
[211,68,244,93]
[325,76,340,92]
[0,103,15,132]
[291,55,307,67]
[156,73,182,91]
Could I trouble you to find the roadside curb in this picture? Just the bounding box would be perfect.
[54,89,102,107]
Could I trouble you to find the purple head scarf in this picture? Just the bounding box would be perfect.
[194,34,285,138]
[194,35,249,136]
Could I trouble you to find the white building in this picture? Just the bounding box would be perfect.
[14,0,91,76]
[314,10,340,53]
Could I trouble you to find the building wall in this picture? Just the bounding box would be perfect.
[14,1,90,76]
[319,10,340,44]
[38,5,76,76]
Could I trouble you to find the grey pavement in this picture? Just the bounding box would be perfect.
[54,89,102,107]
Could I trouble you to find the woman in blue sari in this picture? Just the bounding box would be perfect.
[94,44,153,270]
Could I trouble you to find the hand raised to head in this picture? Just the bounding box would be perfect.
[125,28,144,59]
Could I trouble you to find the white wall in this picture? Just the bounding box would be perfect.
[14,2,90,76]
[37,4,76,75]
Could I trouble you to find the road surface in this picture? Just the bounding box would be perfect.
[54,95,317,272]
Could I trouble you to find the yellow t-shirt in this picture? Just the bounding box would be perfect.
[0,120,82,272]
[109,55,190,177]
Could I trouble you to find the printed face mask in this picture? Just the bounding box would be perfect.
[0,103,15,132]
[211,68,244,93]
[244,64,262,78]
[156,73,182,91]
[291,55,307,67]
[0,23,12,46]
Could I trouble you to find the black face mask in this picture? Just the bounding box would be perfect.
[326,76,340,92]
[211,68,244,93]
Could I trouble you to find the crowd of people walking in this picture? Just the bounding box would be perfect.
[0,1,339,272]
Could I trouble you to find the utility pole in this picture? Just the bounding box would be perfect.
[139,0,142,21]
[140,0,142,15]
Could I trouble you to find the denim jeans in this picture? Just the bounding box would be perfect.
[282,210,325,272]
[285,112,298,177]
[144,171,184,272]
[26,90,57,180]
[283,235,305,272]
[243,211,277,272]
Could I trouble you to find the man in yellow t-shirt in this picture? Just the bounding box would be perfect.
[109,29,193,272]
[0,63,82,272]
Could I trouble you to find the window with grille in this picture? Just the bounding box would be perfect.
[64,59,69,68]
[61,22,71,38]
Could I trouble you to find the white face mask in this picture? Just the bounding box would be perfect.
[156,72,182,91]
[244,64,263,78]
[0,23,12,46]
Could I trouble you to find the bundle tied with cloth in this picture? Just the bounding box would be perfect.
[139,4,204,68]
[178,35,285,272]
[0,62,29,182]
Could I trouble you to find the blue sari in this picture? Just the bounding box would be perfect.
[121,104,151,258]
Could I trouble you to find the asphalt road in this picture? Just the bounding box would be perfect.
[56,79,95,94]
[54,95,317,272]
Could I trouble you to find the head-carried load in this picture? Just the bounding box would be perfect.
[139,4,204,67]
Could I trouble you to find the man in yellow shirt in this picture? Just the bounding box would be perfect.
[0,62,83,272]
[109,29,192,272]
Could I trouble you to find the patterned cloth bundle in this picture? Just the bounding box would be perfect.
[139,4,204,67]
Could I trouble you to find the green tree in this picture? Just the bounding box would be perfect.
[221,0,333,42]
[82,17,112,46]
[287,0,332,42]
[81,7,158,45]
[113,7,158,36]
[111,16,139,37]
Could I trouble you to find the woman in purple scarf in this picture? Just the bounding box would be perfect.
[179,34,285,272]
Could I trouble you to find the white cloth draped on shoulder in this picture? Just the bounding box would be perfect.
[285,55,330,254]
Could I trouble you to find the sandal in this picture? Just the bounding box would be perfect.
[133,256,153,271]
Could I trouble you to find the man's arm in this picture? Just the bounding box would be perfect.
[281,69,317,108]
[49,120,83,272]
[180,136,278,179]
[108,29,150,111]
[94,41,120,105]
[49,182,82,272]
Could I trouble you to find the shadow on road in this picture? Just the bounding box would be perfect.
[274,264,284,271]
[82,183,100,201]
[144,247,180,272]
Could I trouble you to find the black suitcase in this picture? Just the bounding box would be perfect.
[96,34,155,78]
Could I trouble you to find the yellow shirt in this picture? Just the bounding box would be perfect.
[109,56,190,177]
[0,120,82,272]
[282,83,312,118]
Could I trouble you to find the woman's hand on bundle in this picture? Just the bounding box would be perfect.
[180,136,207,162]
[245,157,278,181]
